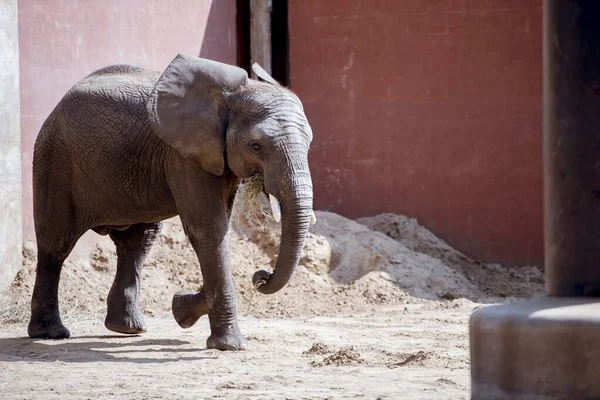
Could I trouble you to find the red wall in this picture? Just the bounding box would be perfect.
[289,1,543,265]
[19,0,237,243]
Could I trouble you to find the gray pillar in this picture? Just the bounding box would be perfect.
[0,0,22,290]
[470,1,600,398]
[544,0,600,296]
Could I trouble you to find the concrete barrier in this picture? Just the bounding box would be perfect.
[0,0,22,291]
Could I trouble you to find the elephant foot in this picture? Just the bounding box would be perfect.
[105,310,147,334]
[28,312,71,339]
[172,289,209,329]
[207,329,248,351]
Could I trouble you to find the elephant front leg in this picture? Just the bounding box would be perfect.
[184,226,247,351]
[105,222,161,334]
[171,288,209,328]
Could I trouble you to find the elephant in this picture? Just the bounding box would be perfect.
[27,54,315,351]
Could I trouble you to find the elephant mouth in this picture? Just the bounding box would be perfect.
[239,174,273,221]
[239,173,316,225]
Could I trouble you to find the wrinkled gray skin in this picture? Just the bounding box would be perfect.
[28,54,314,350]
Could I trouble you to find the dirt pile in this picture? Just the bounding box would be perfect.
[308,345,366,367]
[0,198,544,324]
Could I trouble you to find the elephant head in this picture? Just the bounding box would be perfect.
[147,54,315,295]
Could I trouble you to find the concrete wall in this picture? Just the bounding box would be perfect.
[0,0,22,290]
[18,0,237,257]
[289,0,544,266]
[12,0,544,270]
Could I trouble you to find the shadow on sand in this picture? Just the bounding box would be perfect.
[0,335,218,364]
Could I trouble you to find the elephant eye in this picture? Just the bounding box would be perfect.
[249,142,262,153]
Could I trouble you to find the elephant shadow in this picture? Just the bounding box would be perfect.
[0,335,218,364]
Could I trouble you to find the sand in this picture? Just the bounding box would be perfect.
[0,198,544,399]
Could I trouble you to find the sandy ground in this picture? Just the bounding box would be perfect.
[0,196,543,399]
[0,302,475,399]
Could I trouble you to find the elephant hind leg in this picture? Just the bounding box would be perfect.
[28,229,85,339]
[104,222,162,334]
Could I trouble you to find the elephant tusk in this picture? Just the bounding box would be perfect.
[269,194,281,223]
[310,211,317,225]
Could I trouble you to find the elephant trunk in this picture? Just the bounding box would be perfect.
[252,156,313,295]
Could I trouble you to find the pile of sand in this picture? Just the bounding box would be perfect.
[0,198,544,324]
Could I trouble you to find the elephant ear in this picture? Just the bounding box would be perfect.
[148,54,248,175]
[252,63,281,86]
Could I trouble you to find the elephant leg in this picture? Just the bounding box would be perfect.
[171,189,238,329]
[171,288,209,329]
[105,222,161,334]
[168,169,245,350]
[188,225,247,351]
[174,186,245,350]
[28,227,84,339]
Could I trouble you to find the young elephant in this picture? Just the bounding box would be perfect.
[28,54,315,350]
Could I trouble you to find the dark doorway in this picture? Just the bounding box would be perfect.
[270,0,289,86]
[236,0,289,86]
[236,0,251,72]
